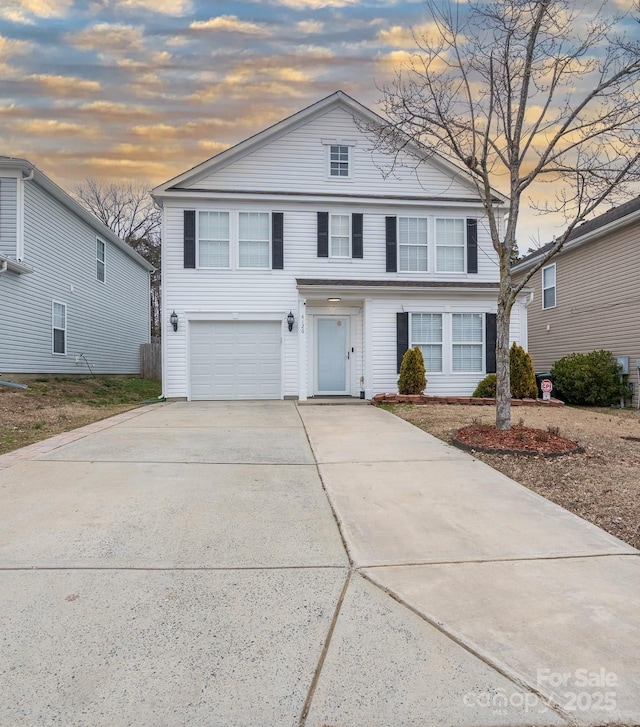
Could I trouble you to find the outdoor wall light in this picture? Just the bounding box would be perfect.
[327,297,341,303]
[170,310,178,332]
[287,311,295,332]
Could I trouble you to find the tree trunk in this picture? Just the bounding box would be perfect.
[495,295,513,430]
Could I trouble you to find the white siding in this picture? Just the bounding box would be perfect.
[0,179,150,374]
[189,107,477,200]
[0,177,18,258]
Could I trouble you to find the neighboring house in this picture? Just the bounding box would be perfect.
[513,196,640,404]
[0,157,154,376]
[152,91,529,401]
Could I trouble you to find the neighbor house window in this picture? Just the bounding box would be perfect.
[198,211,229,268]
[399,217,428,272]
[329,145,349,177]
[96,238,105,282]
[239,212,270,268]
[411,313,443,372]
[436,218,465,272]
[52,301,66,355]
[330,214,350,257]
[542,263,556,309]
[452,313,483,372]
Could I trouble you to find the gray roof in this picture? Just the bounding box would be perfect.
[296,278,500,289]
[516,195,640,269]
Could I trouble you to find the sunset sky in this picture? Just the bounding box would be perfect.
[1,0,638,249]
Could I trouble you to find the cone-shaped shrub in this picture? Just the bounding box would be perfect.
[398,346,427,395]
[510,342,538,399]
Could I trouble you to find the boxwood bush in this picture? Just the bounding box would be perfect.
[398,346,427,395]
[472,373,497,398]
[550,350,626,406]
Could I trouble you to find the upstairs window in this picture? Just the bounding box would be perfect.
[330,214,350,257]
[330,145,349,177]
[239,212,270,269]
[411,313,443,372]
[399,217,428,272]
[198,211,230,268]
[452,313,483,372]
[436,218,465,272]
[542,263,556,309]
[96,239,106,282]
[52,301,66,355]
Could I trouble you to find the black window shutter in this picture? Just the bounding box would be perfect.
[272,212,284,269]
[317,212,329,257]
[397,312,409,374]
[467,218,478,274]
[352,213,363,259]
[386,216,397,273]
[485,313,497,373]
[183,210,196,269]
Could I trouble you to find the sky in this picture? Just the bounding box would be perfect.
[0,0,638,250]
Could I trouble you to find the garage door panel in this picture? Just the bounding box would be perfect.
[190,321,282,400]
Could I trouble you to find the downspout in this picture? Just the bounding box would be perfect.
[16,166,35,262]
[0,261,7,275]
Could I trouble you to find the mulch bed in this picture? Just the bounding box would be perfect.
[454,424,583,457]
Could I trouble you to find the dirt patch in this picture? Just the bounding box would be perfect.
[389,403,640,550]
[0,377,161,455]
[454,424,582,456]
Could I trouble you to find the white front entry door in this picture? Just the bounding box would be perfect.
[316,316,350,394]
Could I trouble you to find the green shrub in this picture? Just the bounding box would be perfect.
[551,350,626,406]
[398,346,427,395]
[510,342,538,399]
[472,373,497,398]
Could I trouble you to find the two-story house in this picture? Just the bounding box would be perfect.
[513,195,640,405]
[152,91,529,401]
[0,156,154,376]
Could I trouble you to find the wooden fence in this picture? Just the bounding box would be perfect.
[140,338,161,381]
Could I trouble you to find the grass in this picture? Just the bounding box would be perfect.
[0,376,162,455]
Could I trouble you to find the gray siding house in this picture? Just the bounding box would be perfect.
[512,196,640,405]
[0,157,154,375]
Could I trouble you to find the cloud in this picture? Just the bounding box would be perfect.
[0,0,73,24]
[79,100,154,120]
[28,73,101,94]
[378,22,443,49]
[116,0,194,15]
[265,0,360,7]
[64,23,144,53]
[296,20,324,33]
[190,15,270,36]
[20,119,94,137]
[0,34,32,60]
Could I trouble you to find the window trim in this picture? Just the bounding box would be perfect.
[237,211,272,270]
[398,216,429,273]
[96,238,106,283]
[542,263,557,310]
[323,139,355,181]
[451,312,485,374]
[329,213,351,258]
[409,312,443,373]
[196,210,231,270]
[435,217,467,274]
[52,300,67,356]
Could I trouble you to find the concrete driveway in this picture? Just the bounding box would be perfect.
[0,401,638,726]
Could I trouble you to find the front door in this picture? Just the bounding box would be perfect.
[316,316,350,395]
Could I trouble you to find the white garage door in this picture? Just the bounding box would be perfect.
[189,320,282,400]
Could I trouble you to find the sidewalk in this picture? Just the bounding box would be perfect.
[0,400,637,726]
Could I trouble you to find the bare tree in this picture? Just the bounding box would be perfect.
[74,179,162,338]
[371,0,640,429]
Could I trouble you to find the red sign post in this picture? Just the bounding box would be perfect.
[541,378,553,401]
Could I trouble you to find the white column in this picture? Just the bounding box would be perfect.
[363,297,373,399]
[298,297,307,401]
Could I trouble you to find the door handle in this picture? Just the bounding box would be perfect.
[347,351,350,360]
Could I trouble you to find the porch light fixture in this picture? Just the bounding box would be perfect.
[327,297,341,303]
[170,310,178,332]
[287,311,295,332]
